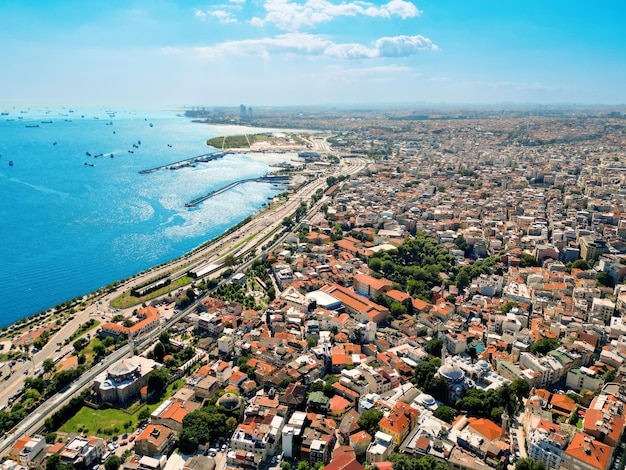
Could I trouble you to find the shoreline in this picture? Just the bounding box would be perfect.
[0,115,306,328]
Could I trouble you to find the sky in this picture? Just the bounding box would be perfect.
[0,0,625,108]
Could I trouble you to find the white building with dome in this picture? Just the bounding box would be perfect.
[93,356,159,405]
[437,358,471,403]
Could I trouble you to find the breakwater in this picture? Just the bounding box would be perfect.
[138,151,226,174]
[185,175,290,208]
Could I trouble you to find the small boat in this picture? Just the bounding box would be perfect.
[133,144,138,149]
[53,141,57,146]
[138,140,141,145]
[0,112,8,116]
[86,152,91,156]
[84,162,95,167]
[41,120,53,124]
[113,131,116,134]
[128,150,134,154]
[149,123,153,127]
[25,124,39,128]
[9,161,14,166]
[167,144,172,148]
[110,154,114,158]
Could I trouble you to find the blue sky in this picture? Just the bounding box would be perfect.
[1,0,625,108]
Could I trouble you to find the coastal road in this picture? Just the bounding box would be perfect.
[0,155,366,454]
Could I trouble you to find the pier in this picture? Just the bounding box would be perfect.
[185,175,290,208]
[138,152,226,174]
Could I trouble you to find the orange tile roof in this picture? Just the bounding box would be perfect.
[329,395,352,412]
[467,417,502,441]
[564,433,612,470]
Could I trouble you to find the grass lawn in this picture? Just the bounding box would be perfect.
[110,276,194,309]
[58,379,184,437]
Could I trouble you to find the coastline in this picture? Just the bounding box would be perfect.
[0,127,329,335]
[0,114,303,325]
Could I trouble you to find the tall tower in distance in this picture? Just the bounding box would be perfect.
[240,104,247,119]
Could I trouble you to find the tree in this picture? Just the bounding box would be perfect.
[519,253,538,268]
[390,302,407,318]
[104,455,122,470]
[357,408,383,437]
[159,330,171,346]
[467,346,478,363]
[515,458,547,470]
[570,259,591,271]
[153,342,166,362]
[501,301,519,313]
[148,367,170,395]
[73,337,88,352]
[425,339,443,358]
[43,358,56,374]
[455,270,470,290]
[597,272,613,287]
[433,405,457,424]
[530,338,560,356]
[46,454,70,470]
[510,378,531,405]
[490,406,504,423]
[93,342,106,359]
[138,408,151,422]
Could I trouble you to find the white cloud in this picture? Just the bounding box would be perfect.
[259,0,422,31]
[206,10,238,24]
[229,0,246,3]
[250,17,266,27]
[183,32,436,59]
[195,10,207,18]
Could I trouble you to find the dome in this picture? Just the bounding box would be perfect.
[108,359,139,378]
[417,393,436,406]
[439,362,465,382]
[476,360,489,370]
[217,392,241,410]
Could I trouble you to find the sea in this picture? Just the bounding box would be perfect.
[0,108,299,327]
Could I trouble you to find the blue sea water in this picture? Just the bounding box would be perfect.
[0,109,294,326]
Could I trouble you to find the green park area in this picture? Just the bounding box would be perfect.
[207,133,268,149]
[58,379,184,437]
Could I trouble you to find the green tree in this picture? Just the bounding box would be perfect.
[138,408,151,422]
[390,302,407,318]
[570,259,591,271]
[519,253,538,268]
[46,454,70,470]
[515,458,547,470]
[148,367,170,395]
[73,337,88,352]
[357,408,383,437]
[433,405,457,424]
[368,257,382,272]
[104,455,122,470]
[501,301,519,313]
[153,341,166,362]
[597,272,613,287]
[43,358,56,374]
[530,338,560,356]
[510,378,531,405]
[425,339,443,358]
[455,270,470,290]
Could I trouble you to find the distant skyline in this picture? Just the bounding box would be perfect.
[1,0,625,108]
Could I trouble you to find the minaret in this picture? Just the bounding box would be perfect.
[501,409,509,438]
[129,331,134,358]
